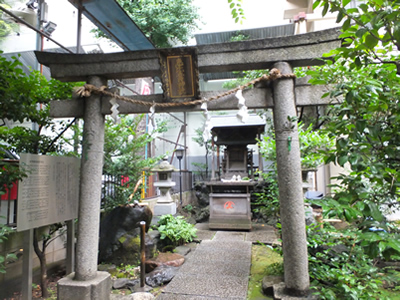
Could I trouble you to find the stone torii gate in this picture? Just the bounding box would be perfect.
[35,27,341,299]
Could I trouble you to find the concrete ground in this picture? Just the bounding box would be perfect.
[156,222,280,300]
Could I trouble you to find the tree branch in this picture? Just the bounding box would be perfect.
[43,118,77,154]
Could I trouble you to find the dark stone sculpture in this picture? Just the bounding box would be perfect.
[98,204,153,265]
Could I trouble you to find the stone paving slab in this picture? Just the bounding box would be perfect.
[198,240,251,251]
[251,223,276,231]
[157,294,244,300]
[156,224,278,300]
[245,230,281,245]
[194,229,217,241]
[162,273,249,299]
[178,257,250,277]
[189,246,251,264]
[213,231,246,241]
[195,223,214,231]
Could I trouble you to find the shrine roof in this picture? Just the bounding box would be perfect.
[210,115,266,129]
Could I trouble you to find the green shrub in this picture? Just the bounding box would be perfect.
[157,215,197,247]
[307,224,398,299]
[115,264,139,279]
[259,122,334,170]
[251,172,280,222]
[0,221,17,274]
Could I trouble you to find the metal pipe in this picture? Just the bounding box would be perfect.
[0,6,73,53]
[77,0,82,54]
[179,159,182,205]
[140,221,146,287]
[36,0,43,71]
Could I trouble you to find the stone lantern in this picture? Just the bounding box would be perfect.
[151,156,177,215]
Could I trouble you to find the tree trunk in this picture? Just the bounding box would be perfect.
[33,229,48,298]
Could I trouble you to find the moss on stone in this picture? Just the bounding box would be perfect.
[127,235,140,250]
[247,244,283,300]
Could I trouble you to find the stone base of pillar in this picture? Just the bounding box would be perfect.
[154,202,177,216]
[273,282,314,300]
[58,271,111,300]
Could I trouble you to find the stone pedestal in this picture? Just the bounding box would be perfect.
[209,193,251,230]
[154,181,176,203]
[58,271,111,300]
[154,202,177,216]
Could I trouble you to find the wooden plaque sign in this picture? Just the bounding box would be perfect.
[159,47,199,101]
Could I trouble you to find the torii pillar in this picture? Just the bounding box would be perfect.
[272,62,309,296]
[57,76,111,300]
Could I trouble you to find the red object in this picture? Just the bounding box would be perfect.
[121,176,130,187]
[224,201,235,210]
[141,84,151,95]
[1,181,18,200]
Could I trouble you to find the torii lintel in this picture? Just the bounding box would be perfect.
[35,27,342,82]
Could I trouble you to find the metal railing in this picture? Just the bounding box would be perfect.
[101,171,193,208]
[0,168,194,223]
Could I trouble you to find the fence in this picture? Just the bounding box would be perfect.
[101,171,193,209]
[0,167,194,223]
[171,171,193,194]
[192,171,213,183]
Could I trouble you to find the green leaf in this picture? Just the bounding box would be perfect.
[342,0,351,7]
[387,240,400,253]
[393,26,400,44]
[338,155,348,166]
[336,10,345,23]
[364,33,379,49]
[342,18,351,31]
[6,253,17,260]
[346,90,357,102]
[322,2,329,16]
[348,154,359,165]
[354,56,361,67]
[356,28,368,38]
[367,202,383,221]
[312,0,321,10]
[359,3,368,13]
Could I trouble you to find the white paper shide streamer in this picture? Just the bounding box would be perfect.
[236,89,249,123]
[149,103,158,135]
[201,102,212,142]
[109,98,121,124]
